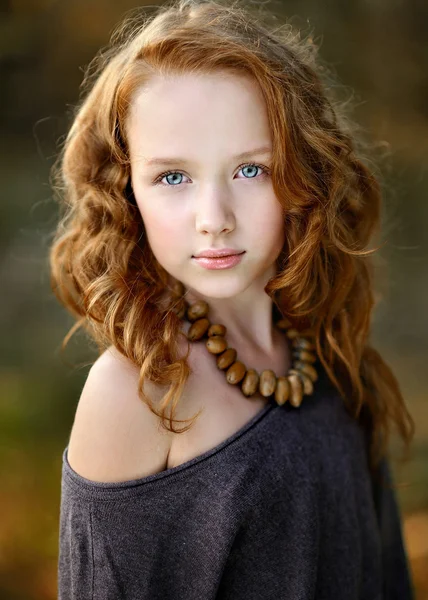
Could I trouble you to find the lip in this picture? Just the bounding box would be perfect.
[192,252,245,270]
[192,248,245,258]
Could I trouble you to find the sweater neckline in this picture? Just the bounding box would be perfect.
[62,399,280,495]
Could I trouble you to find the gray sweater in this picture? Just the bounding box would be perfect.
[57,366,414,599]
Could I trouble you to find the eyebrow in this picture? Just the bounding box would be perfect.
[144,145,273,167]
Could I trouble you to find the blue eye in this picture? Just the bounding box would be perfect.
[163,172,185,186]
[153,162,270,186]
[240,164,260,178]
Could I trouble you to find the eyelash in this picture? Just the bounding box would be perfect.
[152,162,271,186]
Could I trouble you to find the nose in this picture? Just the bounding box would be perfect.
[194,186,235,236]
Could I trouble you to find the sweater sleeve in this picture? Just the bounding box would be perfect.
[372,457,415,600]
[56,449,248,600]
[57,467,190,600]
[57,475,94,600]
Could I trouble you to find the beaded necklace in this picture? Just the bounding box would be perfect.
[171,281,318,407]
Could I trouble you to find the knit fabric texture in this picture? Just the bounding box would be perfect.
[57,365,414,599]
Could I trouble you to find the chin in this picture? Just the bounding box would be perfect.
[184,275,252,299]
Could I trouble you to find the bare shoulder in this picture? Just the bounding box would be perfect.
[67,345,174,483]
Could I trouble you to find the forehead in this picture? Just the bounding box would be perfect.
[125,71,272,161]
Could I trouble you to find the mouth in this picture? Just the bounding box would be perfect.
[192,251,245,258]
[191,252,246,270]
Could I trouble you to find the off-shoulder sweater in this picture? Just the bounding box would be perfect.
[57,364,414,599]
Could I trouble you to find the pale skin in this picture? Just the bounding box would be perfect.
[67,70,293,482]
[126,70,290,373]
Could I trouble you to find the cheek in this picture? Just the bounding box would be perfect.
[251,198,285,247]
[136,201,186,258]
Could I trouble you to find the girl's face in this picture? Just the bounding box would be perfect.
[126,71,285,300]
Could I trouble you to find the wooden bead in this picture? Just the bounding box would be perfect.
[259,369,276,397]
[175,301,188,319]
[293,361,318,382]
[208,324,227,337]
[216,348,237,369]
[274,376,290,405]
[241,369,260,397]
[292,338,315,351]
[172,281,185,297]
[292,350,317,364]
[187,300,209,322]
[206,335,227,354]
[285,328,300,339]
[226,361,246,384]
[275,318,292,331]
[288,369,314,395]
[288,373,303,407]
[187,317,210,341]
[299,371,314,395]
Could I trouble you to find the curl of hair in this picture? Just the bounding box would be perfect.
[49,0,414,474]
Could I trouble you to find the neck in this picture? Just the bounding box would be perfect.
[180,269,280,355]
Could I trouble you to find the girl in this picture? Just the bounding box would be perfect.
[51,0,415,598]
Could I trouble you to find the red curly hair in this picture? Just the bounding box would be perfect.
[48,0,414,472]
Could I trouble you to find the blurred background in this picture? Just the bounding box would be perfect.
[1,0,427,598]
